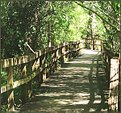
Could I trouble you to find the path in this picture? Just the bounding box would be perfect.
[17,49,109,113]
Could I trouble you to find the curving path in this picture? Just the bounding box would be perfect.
[17,49,109,113]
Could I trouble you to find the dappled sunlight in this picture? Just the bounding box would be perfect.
[69,60,93,64]
[54,99,90,105]
[54,99,72,105]
[59,67,91,71]
[81,49,101,55]
[93,99,101,104]
[36,92,72,97]
[71,100,89,105]
[1,0,119,111]
[18,51,108,113]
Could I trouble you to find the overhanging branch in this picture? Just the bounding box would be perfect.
[75,2,119,32]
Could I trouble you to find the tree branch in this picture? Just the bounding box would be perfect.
[75,2,119,32]
[25,42,35,54]
[93,4,119,26]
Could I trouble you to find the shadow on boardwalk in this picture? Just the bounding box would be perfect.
[16,49,109,113]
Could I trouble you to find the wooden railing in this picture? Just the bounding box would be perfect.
[1,40,103,111]
[82,38,103,51]
[1,41,82,111]
[102,43,120,112]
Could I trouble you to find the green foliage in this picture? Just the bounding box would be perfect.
[98,1,120,55]
[1,70,7,86]
[1,1,120,58]
[1,1,91,58]
[76,1,120,56]
[1,1,120,112]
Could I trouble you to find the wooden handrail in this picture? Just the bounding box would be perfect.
[1,40,102,111]
[1,40,102,93]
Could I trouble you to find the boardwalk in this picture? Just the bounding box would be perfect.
[17,49,109,113]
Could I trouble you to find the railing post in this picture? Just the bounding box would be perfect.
[65,43,69,61]
[75,42,77,56]
[68,42,71,59]
[62,43,66,62]
[51,47,57,72]
[59,45,64,67]
[101,41,103,52]
[72,42,76,57]
[40,54,43,84]
[46,48,51,79]
[108,57,119,112]
[49,47,53,75]
[28,59,35,98]
[75,42,77,57]
[21,64,27,104]
[92,39,95,50]
[69,42,74,58]
[42,49,46,81]
[76,41,80,56]
[51,47,55,72]
[54,49,58,71]
[7,63,14,111]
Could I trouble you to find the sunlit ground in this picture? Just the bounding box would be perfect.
[15,49,109,113]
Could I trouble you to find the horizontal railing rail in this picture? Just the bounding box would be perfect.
[1,40,102,111]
